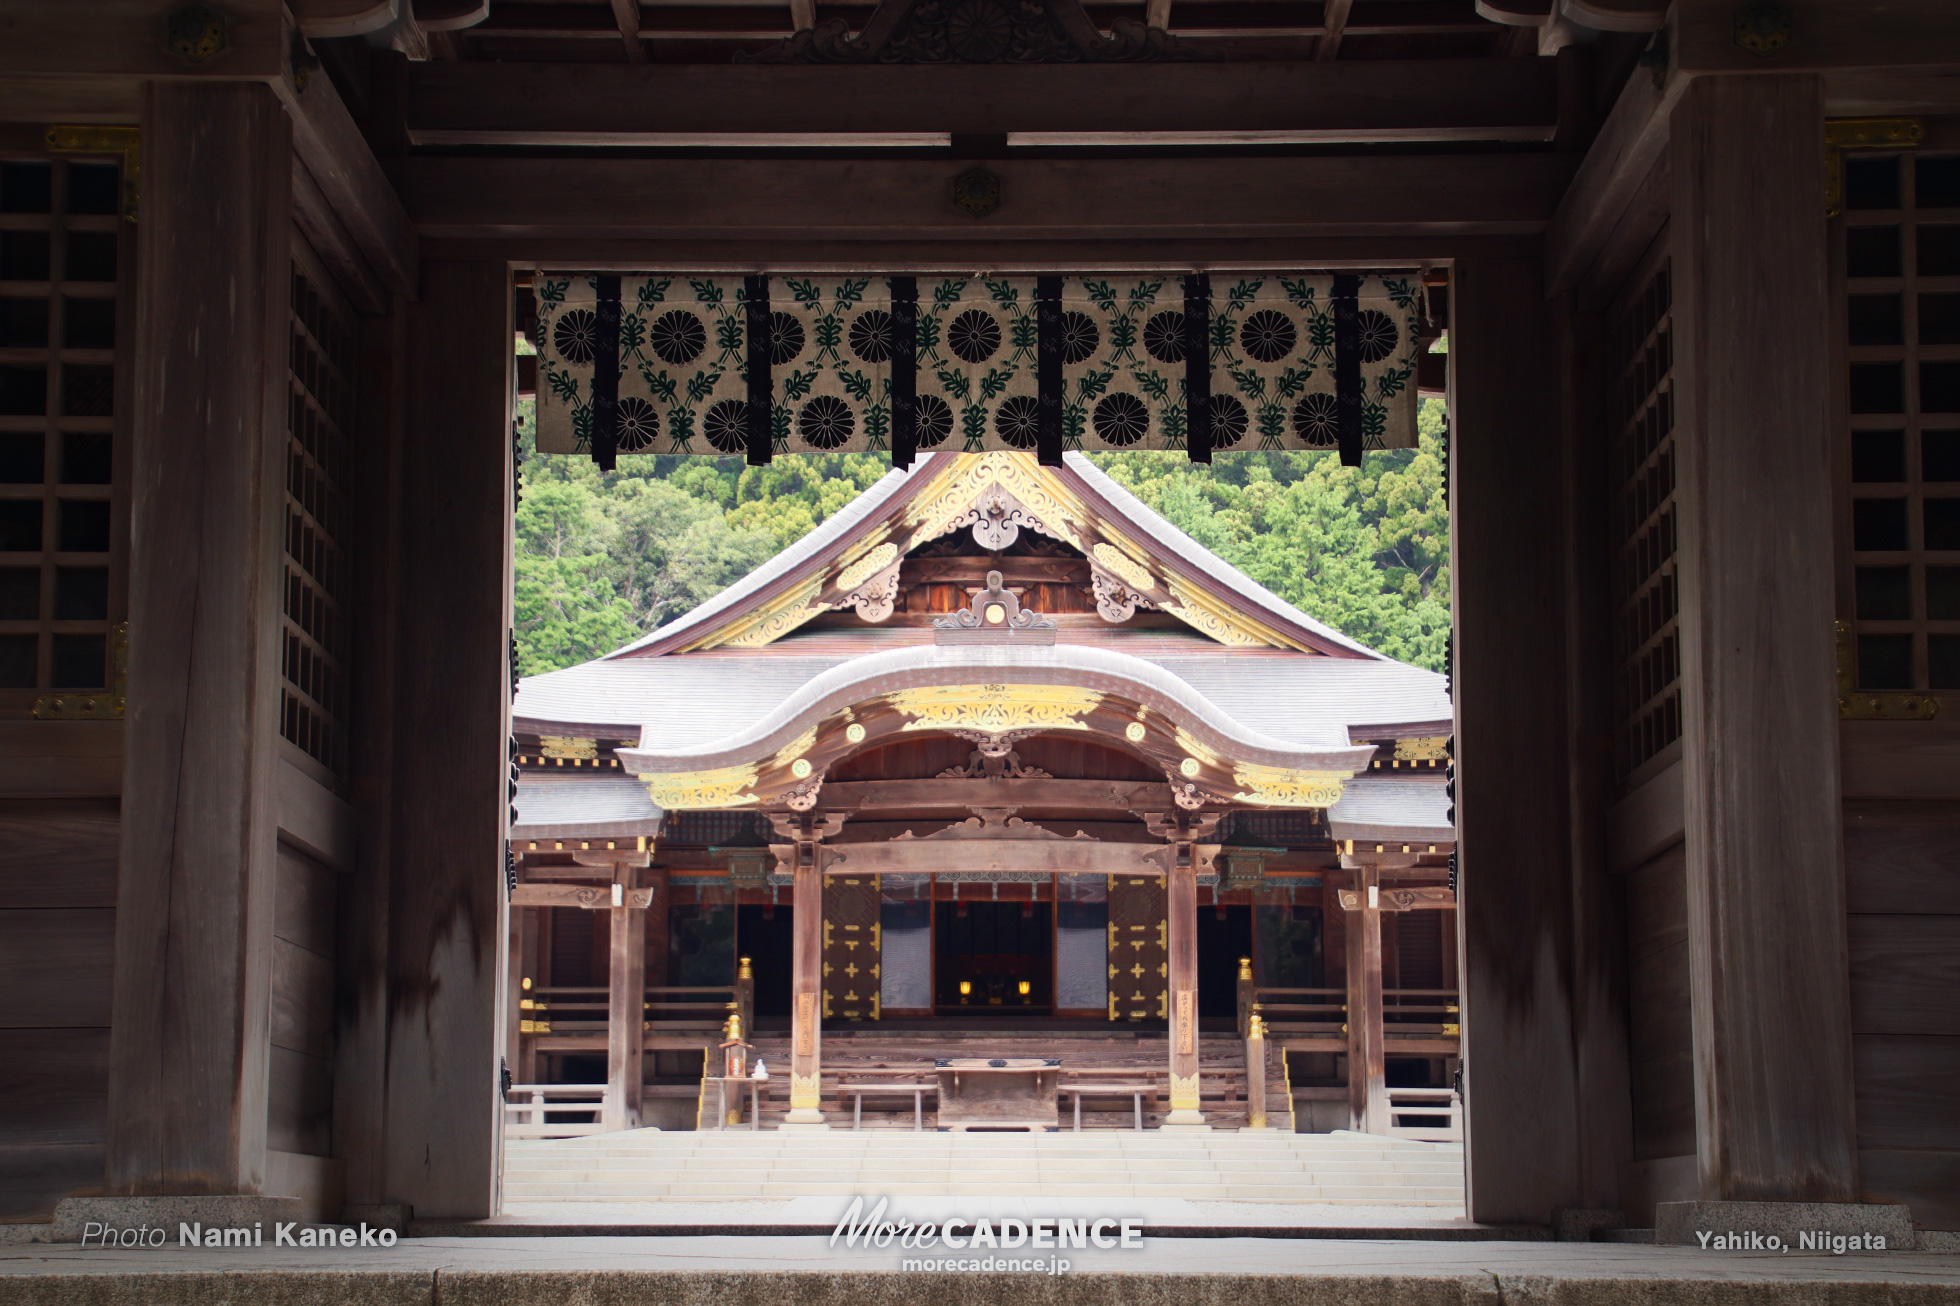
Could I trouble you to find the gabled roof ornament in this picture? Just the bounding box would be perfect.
[933,570,1057,645]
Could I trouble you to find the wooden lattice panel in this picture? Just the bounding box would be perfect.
[1611,256,1680,781]
[1106,874,1166,1022]
[1841,150,1960,694]
[0,155,125,713]
[822,875,881,1021]
[281,257,353,778]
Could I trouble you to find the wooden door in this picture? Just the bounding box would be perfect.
[1106,874,1167,1021]
[823,875,881,1021]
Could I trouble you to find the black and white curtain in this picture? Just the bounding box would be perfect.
[533,272,1423,467]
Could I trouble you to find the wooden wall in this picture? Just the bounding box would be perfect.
[0,799,117,1220]
[269,845,337,1159]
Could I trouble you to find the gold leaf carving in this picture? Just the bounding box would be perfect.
[1393,736,1449,762]
[540,735,598,760]
[837,540,899,592]
[685,576,824,652]
[1230,763,1347,809]
[1161,574,1291,649]
[769,726,819,771]
[639,763,761,809]
[904,452,1090,547]
[1093,542,1155,592]
[887,683,1102,734]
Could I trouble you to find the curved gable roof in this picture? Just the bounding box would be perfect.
[600,452,1391,661]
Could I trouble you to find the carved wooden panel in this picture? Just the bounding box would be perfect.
[823,874,881,1021]
[1106,874,1166,1022]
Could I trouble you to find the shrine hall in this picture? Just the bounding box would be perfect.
[506,451,1459,1137]
[2,0,1959,1273]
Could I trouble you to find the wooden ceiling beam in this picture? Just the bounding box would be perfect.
[609,0,651,60]
[391,151,1575,241]
[405,58,1557,142]
[1314,0,1352,58]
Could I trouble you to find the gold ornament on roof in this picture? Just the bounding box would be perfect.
[1092,542,1155,593]
[1230,763,1347,809]
[887,683,1101,735]
[1393,736,1449,762]
[639,763,761,809]
[837,540,900,592]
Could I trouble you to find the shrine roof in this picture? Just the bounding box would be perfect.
[513,450,1452,795]
[516,642,1449,746]
[1326,776,1452,843]
[604,452,1384,661]
[511,772,665,840]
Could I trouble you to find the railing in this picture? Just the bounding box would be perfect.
[1385,1087,1461,1141]
[504,1083,607,1139]
[1235,985,1459,1042]
[1383,988,1460,1039]
[517,982,749,1035]
[1239,986,1346,1038]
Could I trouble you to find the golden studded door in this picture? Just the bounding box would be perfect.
[822,875,881,1022]
[1106,874,1167,1022]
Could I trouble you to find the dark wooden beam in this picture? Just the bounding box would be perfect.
[818,778,1176,812]
[291,0,398,37]
[1316,0,1353,59]
[404,59,1558,143]
[1542,50,1683,297]
[608,0,650,62]
[392,152,1575,242]
[430,232,1544,267]
[273,54,420,300]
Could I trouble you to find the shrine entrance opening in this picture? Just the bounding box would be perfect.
[933,898,1055,1015]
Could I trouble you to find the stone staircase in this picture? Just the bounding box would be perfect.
[730,1027,1294,1131]
[503,1130,1464,1204]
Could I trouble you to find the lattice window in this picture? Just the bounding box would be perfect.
[0,157,124,713]
[1219,811,1324,847]
[1612,258,1679,781]
[1841,152,1960,691]
[667,811,758,844]
[281,264,352,777]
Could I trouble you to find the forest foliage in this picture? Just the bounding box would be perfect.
[513,396,1450,676]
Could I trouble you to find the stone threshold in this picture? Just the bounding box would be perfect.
[407,1219,1553,1241]
[3,1234,1958,1306]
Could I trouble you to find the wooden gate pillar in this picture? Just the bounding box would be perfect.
[1670,73,1857,1204]
[106,81,292,1207]
[602,855,651,1131]
[1145,813,1215,1129]
[1452,252,1582,1224]
[776,812,844,1128]
[1164,839,1206,1127]
[1341,860,1390,1135]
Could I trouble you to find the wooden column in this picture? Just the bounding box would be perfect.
[1343,863,1390,1135]
[1670,73,1857,1203]
[786,853,825,1124]
[1164,840,1205,1127]
[1452,253,1582,1223]
[514,906,540,1084]
[604,864,646,1132]
[382,261,512,1217]
[785,820,827,1126]
[106,82,292,1201]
